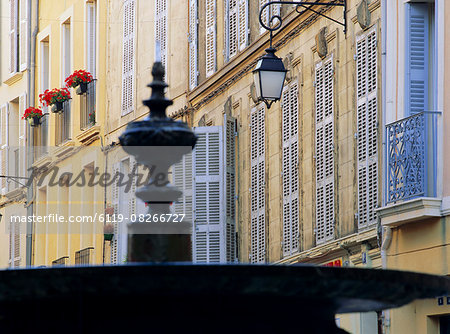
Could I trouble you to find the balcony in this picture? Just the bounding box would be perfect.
[379,111,441,227]
[80,80,96,130]
[55,100,71,145]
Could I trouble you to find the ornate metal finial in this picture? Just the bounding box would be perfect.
[143,62,173,120]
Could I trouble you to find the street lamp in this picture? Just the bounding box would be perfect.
[254,1,347,109]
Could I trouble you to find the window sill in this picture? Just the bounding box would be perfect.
[54,140,77,158]
[76,125,100,146]
[377,197,442,227]
[32,154,52,170]
[3,72,23,86]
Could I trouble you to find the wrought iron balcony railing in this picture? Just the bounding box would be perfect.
[56,100,71,145]
[81,80,96,130]
[386,111,439,204]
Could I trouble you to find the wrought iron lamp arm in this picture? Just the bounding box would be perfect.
[259,1,347,37]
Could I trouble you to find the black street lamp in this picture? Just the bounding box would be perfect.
[254,1,347,108]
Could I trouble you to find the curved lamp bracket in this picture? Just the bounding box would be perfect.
[259,0,347,46]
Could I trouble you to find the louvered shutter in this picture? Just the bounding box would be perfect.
[9,0,18,74]
[13,220,20,267]
[282,82,299,257]
[172,152,193,223]
[155,0,167,72]
[121,0,135,115]
[205,0,216,77]
[224,114,236,262]
[86,2,96,77]
[405,3,429,115]
[192,126,225,263]
[226,0,247,59]
[110,163,120,264]
[18,94,26,179]
[0,105,6,193]
[259,0,280,34]
[19,0,27,71]
[128,157,137,219]
[250,105,265,263]
[315,56,334,244]
[189,0,198,89]
[356,28,378,229]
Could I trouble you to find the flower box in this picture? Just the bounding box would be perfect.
[28,115,41,127]
[40,87,71,112]
[51,101,64,113]
[22,107,43,127]
[76,82,88,95]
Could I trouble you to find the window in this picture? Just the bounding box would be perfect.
[57,21,71,145]
[282,81,299,256]
[0,105,6,193]
[9,0,18,74]
[225,0,248,60]
[250,104,265,263]
[405,2,434,115]
[315,56,335,244]
[52,256,68,266]
[259,0,280,35]
[75,247,93,265]
[9,219,21,267]
[122,0,136,115]
[205,0,216,77]
[356,27,378,228]
[39,40,49,156]
[189,0,198,89]
[155,0,167,71]
[86,1,97,78]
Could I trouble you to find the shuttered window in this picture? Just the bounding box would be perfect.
[250,105,265,263]
[405,3,430,115]
[192,127,223,263]
[9,220,20,267]
[155,0,167,72]
[9,0,18,74]
[226,0,248,60]
[205,0,216,77]
[189,0,198,89]
[121,0,136,116]
[356,27,378,229]
[172,152,193,224]
[18,94,26,179]
[259,0,280,34]
[315,56,335,244]
[86,1,96,78]
[282,82,299,256]
[19,0,27,71]
[0,105,7,193]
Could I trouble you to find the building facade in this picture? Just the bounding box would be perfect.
[379,0,450,332]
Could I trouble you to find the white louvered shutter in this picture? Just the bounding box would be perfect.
[172,152,193,224]
[259,0,280,34]
[188,0,198,89]
[110,163,120,264]
[356,28,378,229]
[250,105,265,263]
[19,0,27,71]
[192,126,225,263]
[9,0,18,74]
[155,0,167,72]
[121,0,135,116]
[86,1,96,77]
[224,114,236,262]
[128,157,137,219]
[227,0,248,59]
[315,56,334,244]
[282,82,299,257]
[0,105,7,193]
[205,0,216,77]
[18,94,26,179]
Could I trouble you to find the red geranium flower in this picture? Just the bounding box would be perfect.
[64,70,94,88]
[22,107,43,120]
[39,87,71,106]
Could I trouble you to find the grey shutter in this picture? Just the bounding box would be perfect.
[356,27,378,229]
[250,105,266,263]
[227,0,247,59]
[189,0,198,89]
[205,0,216,77]
[172,152,193,223]
[224,114,236,262]
[282,82,299,257]
[121,0,136,115]
[155,0,168,71]
[315,56,335,244]
[110,163,120,264]
[192,126,225,263]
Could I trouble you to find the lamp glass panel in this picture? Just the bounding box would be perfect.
[253,72,262,99]
[260,71,286,100]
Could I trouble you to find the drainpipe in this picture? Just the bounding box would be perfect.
[26,0,39,267]
[380,0,390,332]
